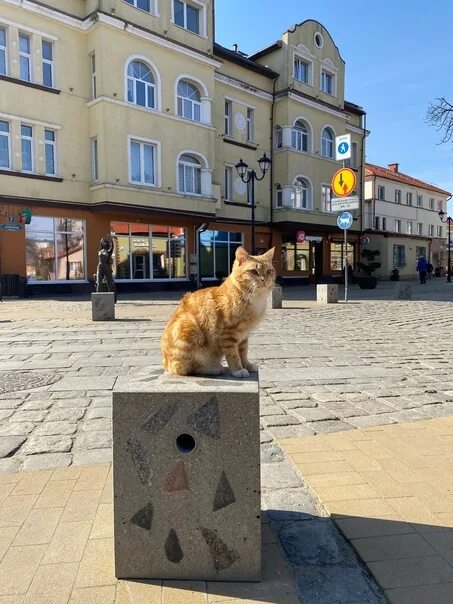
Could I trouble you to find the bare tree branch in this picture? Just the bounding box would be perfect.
[427,97,453,144]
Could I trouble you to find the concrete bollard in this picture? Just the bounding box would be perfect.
[112,372,261,581]
[395,283,412,300]
[91,292,115,321]
[267,285,282,309]
[317,284,338,304]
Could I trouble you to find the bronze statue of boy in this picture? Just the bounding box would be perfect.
[96,236,117,301]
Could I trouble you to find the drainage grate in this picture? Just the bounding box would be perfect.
[0,371,61,394]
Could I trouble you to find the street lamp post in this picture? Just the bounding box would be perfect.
[235,153,271,255]
[438,209,452,283]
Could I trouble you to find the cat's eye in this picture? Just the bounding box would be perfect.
[266,269,272,275]
[249,269,259,275]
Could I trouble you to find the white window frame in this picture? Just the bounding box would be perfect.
[90,137,99,182]
[224,99,232,136]
[0,120,11,170]
[128,135,160,188]
[90,53,96,100]
[176,78,201,122]
[406,192,413,205]
[293,57,309,84]
[20,124,33,173]
[122,0,158,15]
[417,194,423,207]
[428,224,434,237]
[377,185,385,200]
[0,26,7,76]
[41,39,54,88]
[429,198,435,210]
[382,217,387,231]
[406,221,413,235]
[375,216,380,231]
[275,126,282,149]
[437,225,442,237]
[321,126,335,158]
[172,0,206,37]
[320,67,336,96]
[178,153,202,196]
[292,49,314,86]
[44,129,56,176]
[246,107,255,142]
[292,176,312,210]
[292,119,310,153]
[395,219,401,233]
[417,223,423,236]
[126,59,157,110]
[224,164,234,201]
[19,32,31,82]
[321,183,333,213]
[395,189,401,204]
[275,185,283,208]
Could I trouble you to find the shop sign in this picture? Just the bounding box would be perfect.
[0,223,24,231]
[305,235,323,242]
[296,230,305,243]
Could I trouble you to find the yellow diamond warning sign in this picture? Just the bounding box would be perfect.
[332,168,356,197]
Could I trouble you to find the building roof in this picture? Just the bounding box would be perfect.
[365,163,451,197]
[213,43,279,79]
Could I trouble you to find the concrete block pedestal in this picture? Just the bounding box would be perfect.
[395,283,412,299]
[267,285,283,309]
[113,372,261,581]
[91,292,115,321]
[317,284,338,304]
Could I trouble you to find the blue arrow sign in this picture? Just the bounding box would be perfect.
[337,212,353,230]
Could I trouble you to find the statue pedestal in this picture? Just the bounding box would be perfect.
[92,292,115,321]
[267,285,282,309]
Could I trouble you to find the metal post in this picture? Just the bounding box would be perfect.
[344,226,348,302]
[448,221,451,283]
[250,174,256,255]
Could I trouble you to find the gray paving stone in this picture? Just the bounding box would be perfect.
[0,422,35,436]
[12,410,49,423]
[0,398,25,410]
[0,410,14,421]
[263,487,322,520]
[72,448,112,466]
[20,400,53,411]
[0,457,22,473]
[22,435,74,455]
[46,409,86,422]
[260,443,284,464]
[259,431,273,444]
[22,453,72,471]
[85,407,112,420]
[267,425,316,440]
[0,436,26,458]
[306,420,355,434]
[348,415,397,428]
[261,414,301,428]
[55,397,92,408]
[260,405,285,416]
[75,430,112,450]
[293,407,337,422]
[49,376,116,391]
[261,462,302,489]
[80,418,110,432]
[33,422,78,436]
[281,399,318,409]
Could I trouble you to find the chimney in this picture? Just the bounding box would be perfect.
[388,163,399,173]
[233,44,238,52]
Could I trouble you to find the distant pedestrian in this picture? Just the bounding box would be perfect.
[417,255,428,284]
[427,262,434,280]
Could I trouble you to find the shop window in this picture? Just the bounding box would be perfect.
[200,230,243,279]
[330,242,354,272]
[281,235,310,272]
[110,222,186,280]
[25,217,85,282]
[393,245,406,268]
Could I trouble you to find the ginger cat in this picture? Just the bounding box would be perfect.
[161,246,275,377]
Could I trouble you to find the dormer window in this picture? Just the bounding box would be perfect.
[321,69,335,95]
[294,57,309,84]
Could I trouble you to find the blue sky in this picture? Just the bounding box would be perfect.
[215,0,453,208]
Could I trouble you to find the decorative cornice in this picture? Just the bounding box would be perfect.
[214,73,273,102]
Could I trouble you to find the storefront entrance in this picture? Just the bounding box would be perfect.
[310,241,324,282]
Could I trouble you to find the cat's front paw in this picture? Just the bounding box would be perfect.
[245,362,259,373]
[231,368,250,378]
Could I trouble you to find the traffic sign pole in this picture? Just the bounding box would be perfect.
[344,226,348,302]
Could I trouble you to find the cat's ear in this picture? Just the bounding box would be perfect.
[235,246,250,266]
[261,247,275,262]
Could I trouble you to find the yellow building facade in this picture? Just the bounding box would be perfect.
[0,0,366,294]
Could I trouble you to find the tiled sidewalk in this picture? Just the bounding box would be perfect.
[280,416,453,604]
[0,464,298,604]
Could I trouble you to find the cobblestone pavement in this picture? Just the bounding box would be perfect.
[0,281,452,601]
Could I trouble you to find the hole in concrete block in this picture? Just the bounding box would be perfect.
[176,433,196,454]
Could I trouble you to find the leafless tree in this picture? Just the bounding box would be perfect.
[427,97,453,143]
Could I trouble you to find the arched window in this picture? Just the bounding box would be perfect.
[292,120,309,152]
[127,60,156,109]
[321,127,334,158]
[178,154,201,195]
[293,177,312,209]
[177,80,201,122]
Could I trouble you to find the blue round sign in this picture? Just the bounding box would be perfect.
[338,142,349,155]
[337,212,353,230]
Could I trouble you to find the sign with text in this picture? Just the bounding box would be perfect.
[305,235,323,242]
[331,196,360,212]
[0,223,24,232]
[335,134,352,161]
